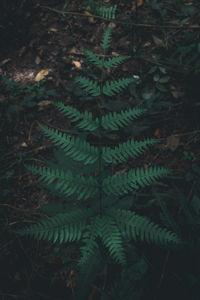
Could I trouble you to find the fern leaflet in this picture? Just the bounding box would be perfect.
[108,209,180,245]
[84,49,130,70]
[83,49,104,68]
[25,164,99,200]
[101,26,112,50]
[97,5,117,19]
[39,123,98,165]
[17,208,92,243]
[103,55,131,69]
[98,216,126,265]
[78,220,100,266]
[103,78,135,96]
[101,107,146,130]
[103,166,172,196]
[74,76,101,96]
[53,102,99,131]
[102,138,159,164]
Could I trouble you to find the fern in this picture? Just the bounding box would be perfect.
[101,26,112,50]
[17,27,181,299]
[86,2,117,20]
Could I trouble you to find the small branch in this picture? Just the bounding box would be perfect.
[40,5,200,30]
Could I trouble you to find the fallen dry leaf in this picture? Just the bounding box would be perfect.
[170,84,184,99]
[152,35,164,47]
[0,58,11,66]
[20,142,28,148]
[34,70,49,82]
[35,56,41,65]
[154,128,161,138]
[131,0,143,11]
[166,135,180,151]
[48,27,57,32]
[72,60,82,69]
[84,11,94,23]
[37,100,51,111]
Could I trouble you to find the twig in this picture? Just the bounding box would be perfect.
[40,5,200,30]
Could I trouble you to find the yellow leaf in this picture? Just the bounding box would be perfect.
[34,70,49,82]
[84,11,94,23]
[131,0,143,11]
[72,60,82,69]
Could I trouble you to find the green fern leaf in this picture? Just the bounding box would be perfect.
[97,5,117,19]
[85,3,117,20]
[103,55,131,69]
[74,76,101,96]
[103,138,159,164]
[78,220,100,266]
[103,166,172,196]
[83,49,104,68]
[83,50,130,70]
[108,209,180,245]
[53,102,99,131]
[17,208,91,243]
[102,107,146,130]
[98,215,126,265]
[25,164,98,200]
[103,78,135,96]
[101,26,112,50]
[38,123,98,165]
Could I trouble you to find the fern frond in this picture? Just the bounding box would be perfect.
[101,26,112,50]
[98,216,126,265]
[74,76,101,96]
[97,5,117,19]
[83,50,130,70]
[86,2,117,20]
[101,107,146,130]
[17,208,91,243]
[102,138,159,164]
[103,78,135,96]
[108,208,180,245]
[25,164,98,200]
[78,220,100,266]
[53,102,99,131]
[38,124,98,165]
[103,166,172,196]
[83,49,104,68]
[103,55,131,69]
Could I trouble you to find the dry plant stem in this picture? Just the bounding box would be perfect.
[40,6,200,30]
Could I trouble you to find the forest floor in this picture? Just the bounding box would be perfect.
[0,0,200,299]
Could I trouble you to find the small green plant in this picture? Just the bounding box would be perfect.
[85,0,117,19]
[183,150,197,162]
[17,27,181,299]
[1,75,57,116]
